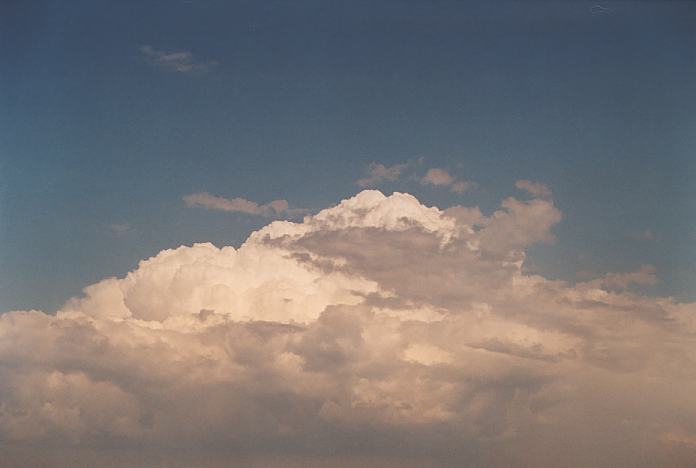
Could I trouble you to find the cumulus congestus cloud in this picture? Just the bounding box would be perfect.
[1,189,696,467]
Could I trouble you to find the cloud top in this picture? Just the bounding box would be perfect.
[1,189,695,467]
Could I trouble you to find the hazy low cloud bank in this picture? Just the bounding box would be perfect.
[1,188,695,467]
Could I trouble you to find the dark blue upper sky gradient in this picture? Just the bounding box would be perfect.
[1,0,694,312]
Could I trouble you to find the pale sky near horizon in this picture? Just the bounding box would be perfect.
[1,4,696,465]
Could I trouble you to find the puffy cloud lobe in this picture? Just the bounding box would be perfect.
[1,190,696,467]
[421,168,472,193]
[422,168,454,186]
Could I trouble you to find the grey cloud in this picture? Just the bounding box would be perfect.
[356,162,411,187]
[183,192,302,217]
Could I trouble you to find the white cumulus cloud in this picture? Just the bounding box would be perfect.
[1,189,695,467]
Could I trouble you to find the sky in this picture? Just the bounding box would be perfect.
[1,0,694,313]
[1,1,696,467]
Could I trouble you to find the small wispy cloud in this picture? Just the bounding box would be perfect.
[515,179,552,199]
[420,168,472,194]
[356,162,411,188]
[107,223,132,235]
[139,45,219,73]
[184,192,304,217]
[586,265,659,290]
[631,228,655,241]
[589,4,611,15]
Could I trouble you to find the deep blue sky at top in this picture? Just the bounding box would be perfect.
[1,0,694,312]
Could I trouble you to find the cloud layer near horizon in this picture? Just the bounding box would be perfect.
[1,189,695,467]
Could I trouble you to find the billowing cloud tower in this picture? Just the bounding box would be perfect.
[1,190,695,467]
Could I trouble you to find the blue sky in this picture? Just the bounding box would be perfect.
[1,0,694,312]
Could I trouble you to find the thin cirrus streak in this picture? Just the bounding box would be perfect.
[139,45,218,74]
[183,192,291,217]
[0,187,695,467]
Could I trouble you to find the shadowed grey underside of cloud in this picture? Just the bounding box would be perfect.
[1,189,695,467]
